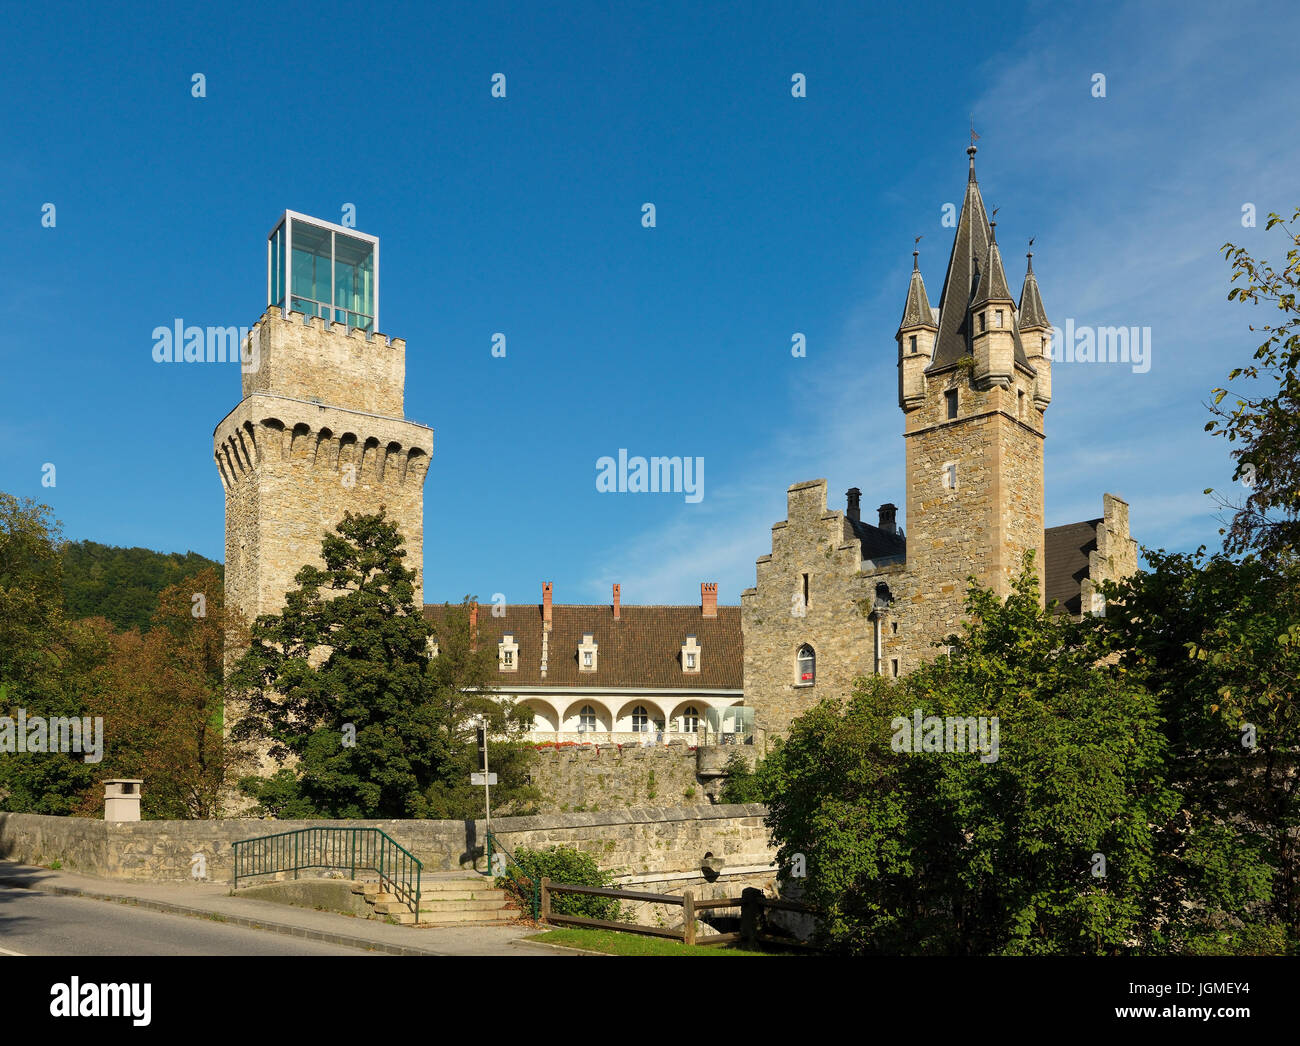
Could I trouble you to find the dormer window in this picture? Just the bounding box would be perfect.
[578,632,598,672]
[681,634,701,674]
[498,632,518,672]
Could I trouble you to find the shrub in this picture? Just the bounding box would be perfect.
[503,845,622,920]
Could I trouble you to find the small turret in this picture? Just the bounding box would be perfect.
[896,249,936,410]
[1019,249,1052,409]
[969,222,1016,389]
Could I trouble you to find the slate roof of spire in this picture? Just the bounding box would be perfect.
[1019,252,1050,330]
[897,253,936,333]
[926,148,1031,373]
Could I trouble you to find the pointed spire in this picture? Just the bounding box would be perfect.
[972,227,1014,308]
[1019,247,1050,330]
[928,146,1030,371]
[897,248,935,334]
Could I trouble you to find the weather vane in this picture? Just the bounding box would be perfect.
[970,116,979,147]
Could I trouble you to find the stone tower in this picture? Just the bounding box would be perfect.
[214,211,434,632]
[897,144,1051,633]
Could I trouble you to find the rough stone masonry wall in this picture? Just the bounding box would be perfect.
[0,806,775,892]
[215,309,434,627]
[526,743,705,813]
[741,480,914,738]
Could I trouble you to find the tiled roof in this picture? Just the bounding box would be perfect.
[847,517,906,561]
[422,603,743,689]
[1044,519,1101,615]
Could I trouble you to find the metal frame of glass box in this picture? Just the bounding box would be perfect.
[267,210,380,332]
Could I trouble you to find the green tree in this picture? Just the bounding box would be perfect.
[1095,550,1299,948]
[758,559,1183,955]
[0,494,102,813]
[231,509,537,819]
[1209,208,1300,562]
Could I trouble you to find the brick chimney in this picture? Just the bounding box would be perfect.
[612,583,621,621]
[701,582,718,619]
[469,599,478,651]
[878,503,898,534]
[542,582,553,628]
[846,487,862,523]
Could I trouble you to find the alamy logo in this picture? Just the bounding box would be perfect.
[595,450,704,503]
[0,708,104,763]
[50,978,151,1026]
[1048,319,1151,374]
[891,709,999,763]
[151,319,259,372]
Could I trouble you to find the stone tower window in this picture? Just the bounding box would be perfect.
[1018,388,1025,420]
[995,309,1004,328]
[891,658,899,677]
[796,644,816,685]
[978,311,986,333]
[945,389,958,420]
[802,573,810,610]
[909,334,917,354]
[943,463,958,490]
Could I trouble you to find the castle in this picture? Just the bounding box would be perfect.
[216,150,1137,752]
[740,145,1137,737]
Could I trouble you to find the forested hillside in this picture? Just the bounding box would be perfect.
[61,540,223,631]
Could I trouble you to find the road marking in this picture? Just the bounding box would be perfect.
[0,946,26,956]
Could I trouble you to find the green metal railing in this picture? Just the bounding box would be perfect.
[486,829,540,922]
[233,827,422,917]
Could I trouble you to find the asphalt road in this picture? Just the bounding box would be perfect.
[0,885,380,956]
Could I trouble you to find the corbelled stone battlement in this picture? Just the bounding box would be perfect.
[213,395,432,494]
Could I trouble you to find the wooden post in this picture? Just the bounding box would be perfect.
[740,886,762,947]
[540,876,551,923]
[682,890,696,946]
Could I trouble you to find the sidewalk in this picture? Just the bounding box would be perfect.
[0,860,563,957]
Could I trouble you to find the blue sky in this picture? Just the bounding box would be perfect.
[3,0,1298,608]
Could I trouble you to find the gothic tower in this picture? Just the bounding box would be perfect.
[896,145,1051,630]
[214,212,434,633]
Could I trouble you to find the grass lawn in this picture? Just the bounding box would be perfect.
[524,927,791,956]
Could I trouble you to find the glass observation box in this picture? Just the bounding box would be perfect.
[268,211,378,332]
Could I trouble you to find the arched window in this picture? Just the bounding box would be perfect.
[681,706,700,733]
[578,705,596,732]
[797,645,816,684]
[631,706,650,732]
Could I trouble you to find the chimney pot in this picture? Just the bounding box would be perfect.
[846,487,862,523]
[701,582,718,619]
[878,503,898,534]
[612,583,621,621]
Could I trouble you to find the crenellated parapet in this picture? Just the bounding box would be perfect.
[240,307,409,417]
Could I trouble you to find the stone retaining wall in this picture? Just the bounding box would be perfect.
[0,805,775,890]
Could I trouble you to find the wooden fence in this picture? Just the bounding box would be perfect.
[538,878,817,948]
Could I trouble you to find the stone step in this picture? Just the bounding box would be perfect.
[415,897,511,913]
[416,907,520,926]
